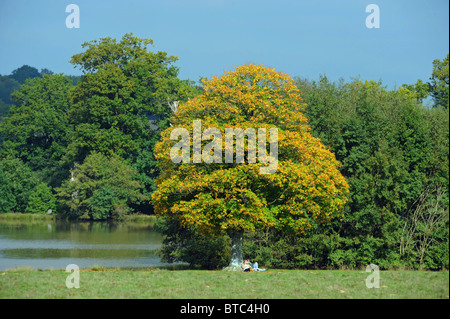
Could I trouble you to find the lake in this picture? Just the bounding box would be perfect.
[0,220,170,270]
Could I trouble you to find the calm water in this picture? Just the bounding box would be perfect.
[0,220,169,270]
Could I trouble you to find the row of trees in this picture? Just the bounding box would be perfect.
[157,73,448,270]
[156,58,449,271]
[0,34,199,219]
[0,34,448,269]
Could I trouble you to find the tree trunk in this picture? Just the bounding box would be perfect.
[224,229,244,271]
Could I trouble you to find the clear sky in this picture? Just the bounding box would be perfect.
[0,0,448,88]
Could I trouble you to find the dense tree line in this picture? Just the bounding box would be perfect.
[0,34,199,219]
[0,34,447,269]
[157,57,449,271]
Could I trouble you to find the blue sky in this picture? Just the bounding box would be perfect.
[0,0,448,88]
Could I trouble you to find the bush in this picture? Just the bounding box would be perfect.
[87,186,122,220]
[25,183,57,214]
[56,152,148,220]
[0,170,16,213]
[0,157,39,213]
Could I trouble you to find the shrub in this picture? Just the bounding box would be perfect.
[25,183,56,214]
[56,152,148,220]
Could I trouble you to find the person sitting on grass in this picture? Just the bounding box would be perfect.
[241,259,252,272]
[252,261,267,271]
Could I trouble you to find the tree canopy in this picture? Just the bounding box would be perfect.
[0,36,447,270]
[152,64,349,268]
[429,54,449,109]
[0,74,74,187]
[9,65,42,85]
[64,34,200,214]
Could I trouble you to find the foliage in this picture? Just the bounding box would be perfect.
[0,99,10,120]
[66,33,200,213]
[67,32,194,163]
[152,64,349,268]
[153,64,349,236]
[400,79,430,104]
[399,184,449,269]
[429,54,449,109]
[399,53,449,109]
[87,186,124,220]
[0,75,20,122]
[56,152,148,220]
[160,72,448,270]
[0,157,39,213]
[0,75,20,105]
[8,65,42,84]
[294,76,449,269]
[0,74,74,187]
[67,75,81,86]
[0,169,16,213]
[25,183,57,214]
[0,39,447,271]
[0,66,61,122]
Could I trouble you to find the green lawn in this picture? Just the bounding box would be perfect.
[0,268,448,299]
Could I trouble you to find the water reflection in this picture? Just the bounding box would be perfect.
[0,220,168,270]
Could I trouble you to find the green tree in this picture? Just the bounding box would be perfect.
[40,68,54,76]
[0,170,16,213]
[67,75,81,85]
[25,183,57,214]
[0,98,10,121]
[296,75,449,269]
[67,33,194,162]
[400,79,430,104]
[0,157,39,213]
[429,54,449,109]
[9,65,42,84]
[0,74,74,187]
[87,186,123,220]
[0,75,20,105]
[66,33,199,213]
[56,152,148,220]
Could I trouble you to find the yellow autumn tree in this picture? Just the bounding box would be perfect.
[152,64,349,270]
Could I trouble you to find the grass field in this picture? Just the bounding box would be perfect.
[0,268,448,299]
